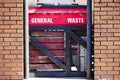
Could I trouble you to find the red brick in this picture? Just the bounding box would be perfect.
[114,7,120,11]
[108,3,120,7]
[94,12,107,16]
[114,24,120,28]
[10,33,23,37]
[11,75,23,80]
[4,12,16,16]
[4,3,16,7]
[0,50,10,54]
[0,3,3,7]
[0,12,3,15]
[0,59,10,63]
[101,75,114,79]
[114,67,120,70]
[17,12,23,16]
[4,21,16,25]
[107,12,120,16]
[0,8,9,12]
[94,3,107,7]
[114,75,120,79]
[5,71,16,76]
[10,50,22,54]
[114,33,120,36]
[107,62,119,66]
[5,63,17,67]
[10,25,22,29]
[107,53,119,58]
[10,0,23,3]
[94,50,100,53]
[4,46,16,50]
[101,24,113,28]
[108,37,119,41]
[10,8,23,11]
[17,21,23,25]
[0,68,10,72]
[95,71,107,75]
[103,50,113,55]
[0,42,10,46]
[101,67,113,70]
[17,38,23,41]
[114,58,120,62]
[17,3,23,7]
[94,59,101,62]
[94,54,107,58]
[17,55,23,58]
[0,34,10,37]
[94,33,100,37]
[0,25,9,29]
[17,29,23,33]
[0,16,9,20]
[101,58,113,62]
[94,25,100,28]
[108,20,120,24]
[94,46,107,49]
[10,16,23,20]
[101,0,113,2]
[108,46,119,49]
[101,7,114,11]
[114,50,120,53]
[114,0,120,2]
[95,67,100,70]
[94,29,107,33]
[4,29,16,33]
[4,55,17,59]
[101,41,113,46]
[4,38,16,42]
[101,33,113,37]
[108,29,120,33]
[94,7,100,11]
[0,0,9,3]
[114,16,120,19]
[95,63,107,67]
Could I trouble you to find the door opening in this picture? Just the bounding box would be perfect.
[24,0,93,79]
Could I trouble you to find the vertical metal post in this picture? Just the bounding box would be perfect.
[87,0,92,79]
[76,43,80,71]
[65,30,71,76]
[24,0,29,79]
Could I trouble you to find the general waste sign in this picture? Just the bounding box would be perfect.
[29,7,87,27]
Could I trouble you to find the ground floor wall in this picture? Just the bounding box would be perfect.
[0,0,120,80]
[94,0,120,79]
[0,0,24,79]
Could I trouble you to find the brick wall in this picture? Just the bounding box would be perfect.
[0,0,23,79]
[0,0,120,79]
[94,0,120,79]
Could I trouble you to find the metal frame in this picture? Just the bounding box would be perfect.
[87,0,92,79]
[29,27,87,77]
[31,71,86,77]
[30,37,66,71]
[25,0,93,79]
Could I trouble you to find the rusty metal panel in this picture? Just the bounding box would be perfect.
[30,64,60,70]
[30,31,64,37]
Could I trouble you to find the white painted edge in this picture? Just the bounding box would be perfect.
[25,78,87,80]
[25,0,29,79]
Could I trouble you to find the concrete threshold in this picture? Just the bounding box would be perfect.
[26,78,88,80]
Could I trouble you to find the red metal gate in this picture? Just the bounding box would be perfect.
[29,4,88,77]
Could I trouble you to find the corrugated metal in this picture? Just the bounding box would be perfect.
[37,0,74,4]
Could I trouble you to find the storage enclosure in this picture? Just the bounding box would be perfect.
[29,3,89,77]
